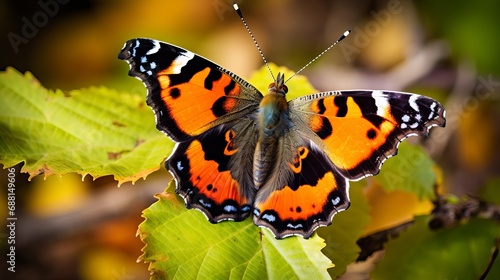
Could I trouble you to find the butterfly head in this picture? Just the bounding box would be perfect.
[268,72,288,96]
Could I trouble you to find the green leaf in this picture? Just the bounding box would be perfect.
[416,0,500,74]
[248,63,317,99]
[478,178,500,205]
[372,216,500,279]
[139,182,333,280]
[0,67,172,184]
[319,181,371,278]
[139,182,261,279]
[260,230,333,279]
[374,142,437,199]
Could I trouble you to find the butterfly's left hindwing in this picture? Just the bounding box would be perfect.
[253,134,350,238]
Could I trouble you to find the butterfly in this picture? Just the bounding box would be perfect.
[118,36,445,240]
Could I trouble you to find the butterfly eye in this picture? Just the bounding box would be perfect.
[268,82,287,94]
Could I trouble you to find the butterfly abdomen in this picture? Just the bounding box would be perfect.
[253,140,277,188]
[253,87,292,188]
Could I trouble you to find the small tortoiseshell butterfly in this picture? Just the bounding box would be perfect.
[118,4,445,239]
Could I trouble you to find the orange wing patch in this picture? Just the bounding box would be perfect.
[255,171,340,221]
[291,91,445,180]
[254,143,350,239]
[158,67,241,138]
[310,96,397,171]
[166,125,254,222]
[184,140,244,206]
[324,117,397,170]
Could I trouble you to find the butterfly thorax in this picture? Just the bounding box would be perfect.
[253,73,291,188]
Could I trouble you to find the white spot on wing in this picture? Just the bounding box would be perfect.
[262,213,276,222]
[198,199,211,208]
[331,197,341,206]
[253,209,260,216]
[429,102,436,119]
[131,40,140,56]
[177,161,184,171]
[401,123,408,129]
[402,114,410,122]
[224,205,237,213]
[409,95,420,112]
[430,101,436,111]
[146,40,160,55]
[170,51,195,74]
[410,122,419,129]
[287,223,303,229]
[372,90,389,116]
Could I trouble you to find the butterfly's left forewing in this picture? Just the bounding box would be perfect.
[289,90,446,180]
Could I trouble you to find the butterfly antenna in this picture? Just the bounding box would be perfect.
[233,3,275,81]
[286,30,351,83]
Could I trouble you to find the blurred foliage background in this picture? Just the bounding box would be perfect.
[1,0,499,279]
